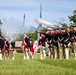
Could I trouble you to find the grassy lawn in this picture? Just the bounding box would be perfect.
[0,53,76,75]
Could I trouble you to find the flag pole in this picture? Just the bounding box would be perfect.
[37,3,42,45]
[23,14,25,27]
[22,14,25,33]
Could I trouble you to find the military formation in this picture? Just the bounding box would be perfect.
[38,26,76,59]
[0,26,76,60]
[21,26,76,60]
[0,35,15,60]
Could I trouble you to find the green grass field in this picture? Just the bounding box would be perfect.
[0,53,76,75]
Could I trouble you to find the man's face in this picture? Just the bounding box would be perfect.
[51,30,54,34]
[61,29,65,32]
[41,34,44,37]
[24,33,27,37]
[0,36,2,39]
[73,27,76,31]
[66,28,70,32]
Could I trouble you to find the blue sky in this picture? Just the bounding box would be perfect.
[0,0,76,34]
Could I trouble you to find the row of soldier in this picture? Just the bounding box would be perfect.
[0,26,76,60]
[0,33,39,60]
[0,35,15,60]
[21,26,76,60]
[38,26,76,59]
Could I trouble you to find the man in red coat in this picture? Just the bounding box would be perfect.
[22,33,30,60]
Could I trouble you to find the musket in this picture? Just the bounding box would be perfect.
[53,20,63,26]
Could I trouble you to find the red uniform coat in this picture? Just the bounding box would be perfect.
[22,37,27,51]
[30,42,34,53]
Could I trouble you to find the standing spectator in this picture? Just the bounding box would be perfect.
[33,40,38,59]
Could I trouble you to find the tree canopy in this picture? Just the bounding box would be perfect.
[16,31,37,41]
[0,20,3,25]
[68,10,76,26]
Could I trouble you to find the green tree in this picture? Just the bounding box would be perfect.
[0,20,3,25]
[68,10,76,26]
[16,31,37,41]
[16,34,24,41]
[28,31,37,41]
[62,23,68,28]
[0,20,3,35]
